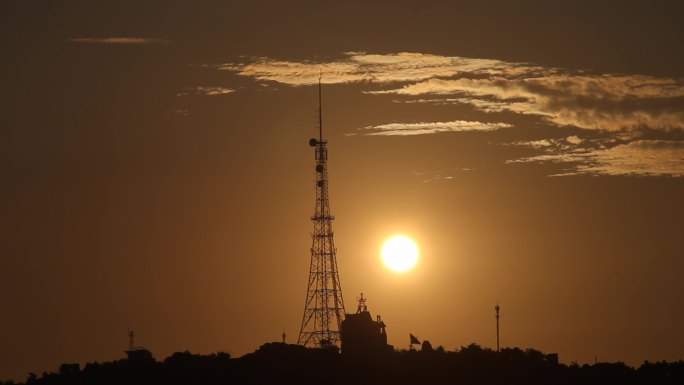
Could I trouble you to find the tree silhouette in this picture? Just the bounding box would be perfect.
[4,343,683,385]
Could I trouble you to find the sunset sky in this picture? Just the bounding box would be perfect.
[2,0,684,381]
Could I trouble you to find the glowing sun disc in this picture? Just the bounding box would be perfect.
[381,235,419,272]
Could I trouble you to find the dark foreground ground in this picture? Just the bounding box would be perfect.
[5,343,683,385]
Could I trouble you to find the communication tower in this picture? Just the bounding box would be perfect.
[297,77,346,348]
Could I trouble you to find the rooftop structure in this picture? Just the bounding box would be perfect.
[340,294,392,355]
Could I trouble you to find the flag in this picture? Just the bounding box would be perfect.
[409,333,421,345]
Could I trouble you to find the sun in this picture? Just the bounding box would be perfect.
[381,235,419,272]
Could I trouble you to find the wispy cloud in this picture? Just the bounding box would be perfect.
[223,52,684,134]
[69,37,171,45]
[221,52,519,86]
[220,51,684,176]
[370,75,684,133]
[177,86,236,97]
[194,86,235,96]
[512,136,587,150]
[509,138,684,177]
[360,120,511,136]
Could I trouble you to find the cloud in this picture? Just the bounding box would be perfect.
[223,52,684,133]
[69,37,171,45]
[220,52,520,86]
[223,54,684,129]
[512,136,586,149]
[360,120,511,136]
[220,51,684,177]
[566,135,584,145]
[194,86,235,96]
[514,139,554,148]
[177,86,237,97]
[509,139,684,177]
[370,75,684,133]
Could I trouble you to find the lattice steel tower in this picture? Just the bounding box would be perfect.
[297,77,346,348]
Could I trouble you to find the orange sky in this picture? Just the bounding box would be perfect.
[2,0,684,381]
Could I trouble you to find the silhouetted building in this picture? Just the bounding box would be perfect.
[340,294,393,355]
[126,348,154,362]
[125,330,154,362]
[58,363,79,375]
[546,353,559,365]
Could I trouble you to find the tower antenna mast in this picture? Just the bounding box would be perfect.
[318,72,323,142]
[298,73,346,348]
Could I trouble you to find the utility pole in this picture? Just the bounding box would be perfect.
[495,303,501,352]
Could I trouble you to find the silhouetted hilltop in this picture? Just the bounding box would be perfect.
[4,343,683,385]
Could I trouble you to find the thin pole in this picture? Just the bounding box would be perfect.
[495,304,500,352]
